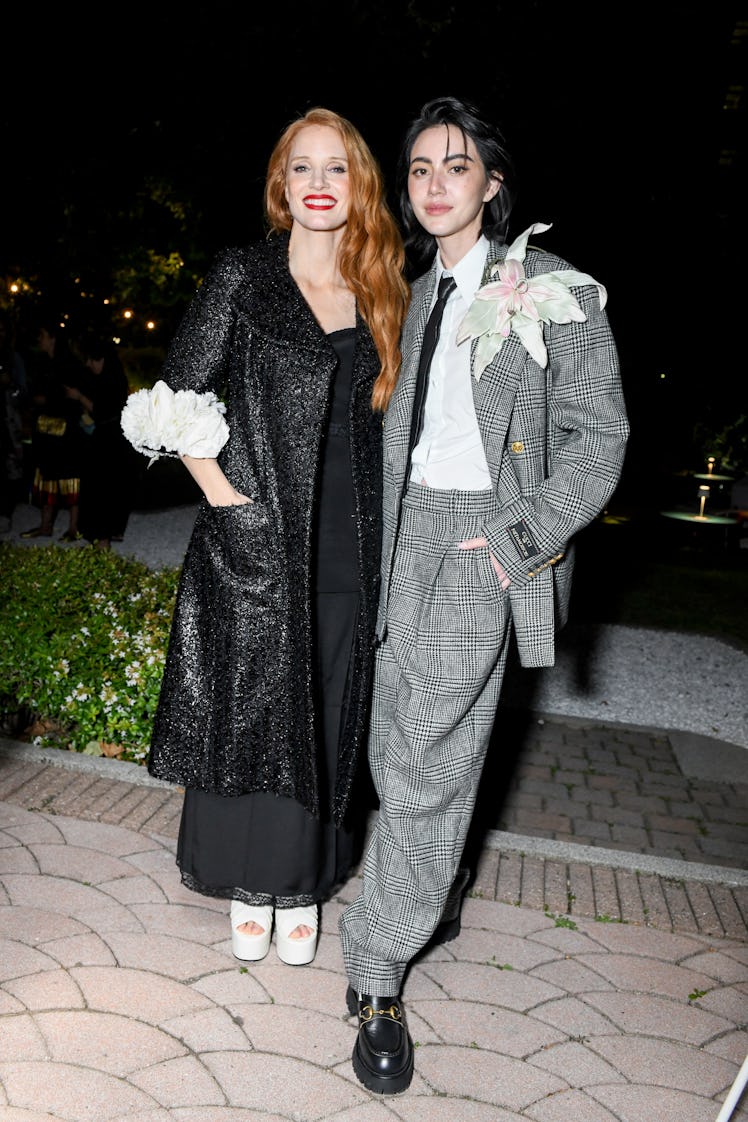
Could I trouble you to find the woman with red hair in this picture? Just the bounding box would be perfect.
[122,107,409,965]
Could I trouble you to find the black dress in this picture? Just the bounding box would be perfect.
[177,327,362,906]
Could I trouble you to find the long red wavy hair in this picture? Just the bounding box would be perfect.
[264,107,409,412]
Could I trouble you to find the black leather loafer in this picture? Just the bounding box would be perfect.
[346,985,414,1094]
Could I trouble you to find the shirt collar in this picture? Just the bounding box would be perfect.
[436,235,489,305]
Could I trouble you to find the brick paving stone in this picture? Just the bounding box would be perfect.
[515,763,554,780]
[700,837,748,866]
[504,791,544,810]
[570,817,612,843]
[709,885,748,939]
[0,759,35,794]
[590,804,648,828]
[591,1035,741,1095]
[575,785,615,807]
[702,820,748,844]
[585,774,620,790]
[495,852,522,905]
[648,814,704,835]
[543,860,570,916]
[613,871,648,927]
[616,792,670,813]
[583,991,734,1043]
[472,846,499,900]
[516,779,573,800]
[610,825,650,849]
[417,1043,567,1109]
[2,1061,157,1118]
[138,798,182,840]
[735,887,748,925]
[593,1084,732,1122]
[513,810,573,833]
[552,768,587,785]
[644,777,697,796]
[638,872,673,928]
[704,799,748,822]
[73,775,122,814]
[524,1088,621,1121]
[591,866,621,921]
[131,1054,226,1107]
[519,856,547,911]
[567,863,595,917]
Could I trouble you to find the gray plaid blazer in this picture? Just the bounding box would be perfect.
[379,238,630,668]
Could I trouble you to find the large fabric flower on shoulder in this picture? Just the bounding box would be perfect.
[456,222,607,379]
[121,379,229,463]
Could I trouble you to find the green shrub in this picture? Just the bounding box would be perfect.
[0,543,179,764]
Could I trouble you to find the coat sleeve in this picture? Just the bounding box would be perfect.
[158,250,240,395]
[482,282,630,584]
[120,251,241,460]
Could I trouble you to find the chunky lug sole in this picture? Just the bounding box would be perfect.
[347,986,414,1095]
[274,904,318,965]
[230,901,273,961]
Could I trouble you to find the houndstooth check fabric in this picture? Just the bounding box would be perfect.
[377,238,630,667]
[340,236,629,995]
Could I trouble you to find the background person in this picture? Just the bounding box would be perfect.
[121,107,409,966]
[20,317,87,541]
[0,312,28,534]
[67,335,135,549]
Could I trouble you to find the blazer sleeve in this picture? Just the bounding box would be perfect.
[482,282,630,584]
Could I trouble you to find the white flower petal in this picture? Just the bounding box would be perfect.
[505,222,553,262]
[457,224,607,375]
[121,381,230,459]
[473,333,505,380]
[457,299,499,343]
[512,317,548,368]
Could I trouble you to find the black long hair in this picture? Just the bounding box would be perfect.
[397,96,517,264]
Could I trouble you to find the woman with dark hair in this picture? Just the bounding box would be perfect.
[339,95,628,1094]
[397,94,516,265]
[121,107,409,966]
[66,336,134,548]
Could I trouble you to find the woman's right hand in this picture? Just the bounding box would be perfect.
[179,454,253,508]
[209,489,253,507]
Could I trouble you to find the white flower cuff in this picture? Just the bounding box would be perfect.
[121,379,229,462]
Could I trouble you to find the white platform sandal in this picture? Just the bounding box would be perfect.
[275,904,319,965]
[230,900,274,961]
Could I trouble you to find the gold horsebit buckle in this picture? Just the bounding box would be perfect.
[359,1002,403,1024]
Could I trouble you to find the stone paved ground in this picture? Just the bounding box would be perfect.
[2,715,747,942]
[1,726,747,1121]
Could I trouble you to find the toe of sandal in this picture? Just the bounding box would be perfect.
[230,901,274,961]
[275,904,319,965]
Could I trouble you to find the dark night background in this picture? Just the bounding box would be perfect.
[1,1,745,513]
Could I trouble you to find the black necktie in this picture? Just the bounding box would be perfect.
[406,273,456,471]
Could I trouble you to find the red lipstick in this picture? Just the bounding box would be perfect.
[303,194,336,210]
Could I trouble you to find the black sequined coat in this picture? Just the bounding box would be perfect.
[147,233,382,824]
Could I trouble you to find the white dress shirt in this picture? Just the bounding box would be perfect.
[410,236,492,490]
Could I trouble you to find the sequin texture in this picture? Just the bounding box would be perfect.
[137,232,382,823]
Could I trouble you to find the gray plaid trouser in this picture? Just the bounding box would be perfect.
[339,485,512,996]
